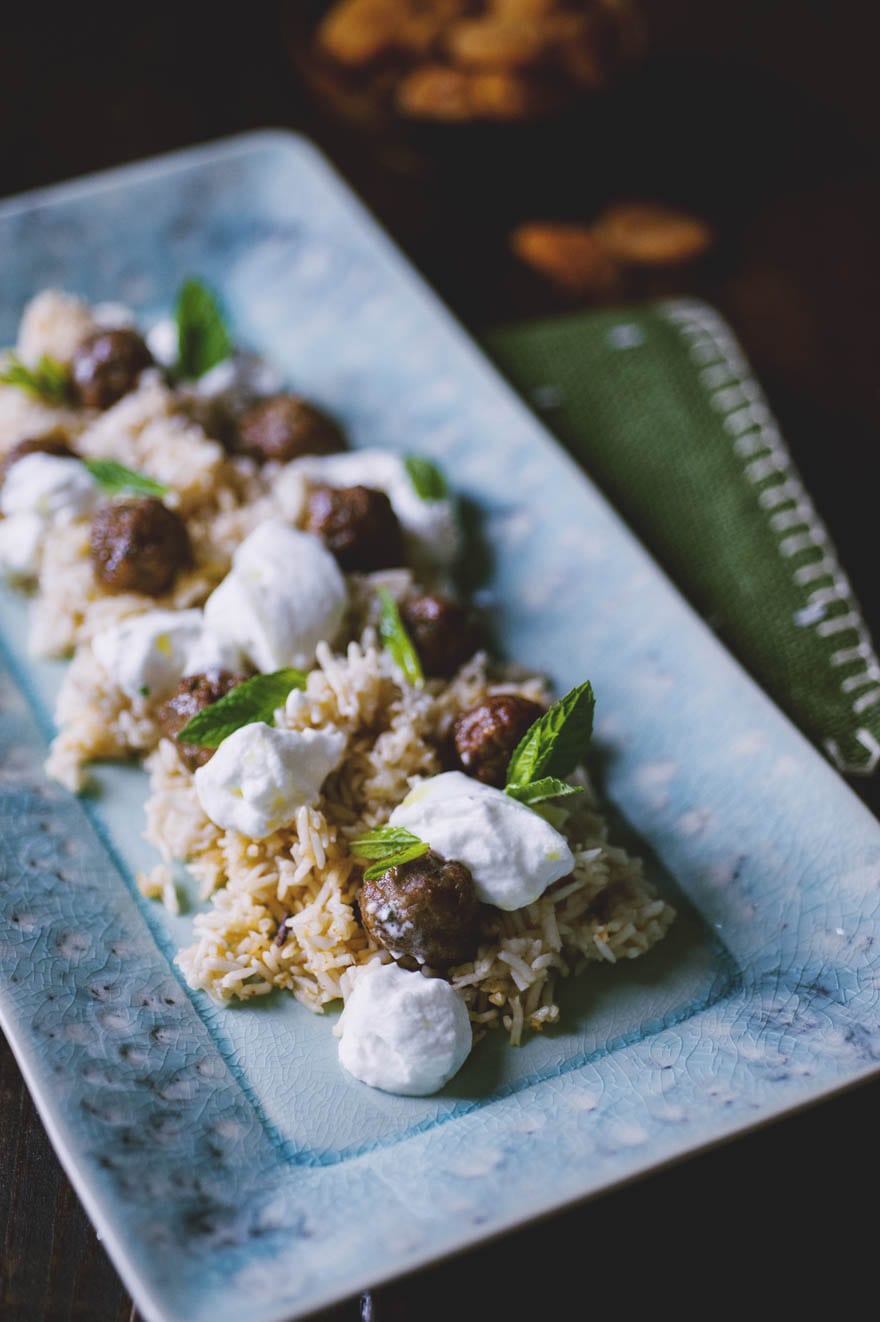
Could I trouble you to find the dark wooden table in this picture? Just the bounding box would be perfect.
[2,4,878,1318]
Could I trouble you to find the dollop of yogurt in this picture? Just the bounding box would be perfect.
[92,609,204,701]
[194,721,345,839]
[389,771,574,911]
[1,453,98,523]
[277,449,460,569]
[337,960,472,1096]
[193,352,281,405]
[146,316,280,409]
[203,520,347,672]
[181,624,246,677]
[0,512,45,579]
[145,316,179,368]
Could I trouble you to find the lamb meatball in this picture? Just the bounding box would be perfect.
[400,594,480,678]
[90,497,192,597]
[452,693,545,787]
[236,394,346,464]
[304,483,404,572]
[157,670,247,771]
[72,328,153,410]
[1,432,76,479]
[360,850,482,968]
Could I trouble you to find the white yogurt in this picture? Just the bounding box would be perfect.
[1,453,98,523]
[277,448,460,569]
[194,721,345,839]
[145,317,179,369]
[147,313,280,404]
[182,624,246,677]
[203,520,347,672]
[92,609,204,702]
[390,771,574,911]
[193,353,281,403]
[0,513,45,579]
[337,960,472,1096]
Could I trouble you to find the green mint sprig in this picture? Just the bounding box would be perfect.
[177,668,308,749]
[504,681,595,807]
[505,777,583,807]
[175,278,232,380]
[350,825,430,882]
[0,353,72,405]
[404,454,448,502]
[83,458,169,498]
[377,586,424,689]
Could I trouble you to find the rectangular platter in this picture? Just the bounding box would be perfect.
[1,131,879,1322]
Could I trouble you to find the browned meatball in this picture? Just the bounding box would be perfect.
[72,328,154,410]
[90,497,192,597]
[359,850,482,968]
[236,394,346,464]
[304,483,405,572]
[452,693,545,787]
[156,670,247,771]
[400,594,480,678]
[1,432,76,480]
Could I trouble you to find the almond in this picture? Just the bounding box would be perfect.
[592,203,714,266]
[446,17,551,70]
[316,0,403,68]
[510,222,621,295]
[396,64,474,120]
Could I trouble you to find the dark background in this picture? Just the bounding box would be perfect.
[1,2,878,1318]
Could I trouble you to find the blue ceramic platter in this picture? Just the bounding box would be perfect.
[1,133,879,1322]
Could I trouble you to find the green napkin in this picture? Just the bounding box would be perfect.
[487,299,880,777]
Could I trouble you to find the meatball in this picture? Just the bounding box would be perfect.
[360,849,482,968]
[72,328,153,410]
[90,497,192,597]
[452,693,545,787]
[156,670,247,771]
[236,394,346,464]
[400,594,480,678]
[1,432,76,479]
[304,483,405,572]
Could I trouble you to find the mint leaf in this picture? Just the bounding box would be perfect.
[175,279,232,380]
[0,353,71,404]
[377,587,424,688]
[505,777,583,806]
[404,454,448,502]
[349,826,426,859]
[505,681,595,790]
[83,458,169,498]
[177,667,308,748]
[361,844,428,882]
[350,825,429,881]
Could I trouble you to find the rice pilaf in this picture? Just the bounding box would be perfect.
[0,288,674,1069]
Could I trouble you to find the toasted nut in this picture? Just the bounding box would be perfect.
[396,64,474,120]
[510,222,620,295]
[592,203,714,267]
[447,17,551,70]
[395,14,447,56]
[489,0,561,15]
[469,70,551,119]
[317,0,403,68]
[545,13,606,89]
[397,0,471,54]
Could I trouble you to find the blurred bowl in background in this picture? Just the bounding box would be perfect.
[281,0,646,175]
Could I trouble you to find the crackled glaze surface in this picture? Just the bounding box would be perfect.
[1,133,880,1322]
